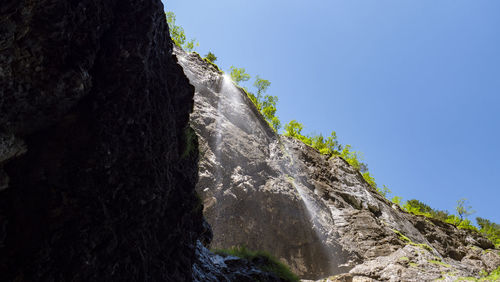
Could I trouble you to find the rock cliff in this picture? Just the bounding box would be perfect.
[176,48,500,280]
[0,1,295,281]
[2,0,498,279]
[0,0,202,280]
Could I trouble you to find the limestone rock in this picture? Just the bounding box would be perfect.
[176,47,500,280]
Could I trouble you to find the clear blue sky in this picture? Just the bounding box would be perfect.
[162,0,500,223]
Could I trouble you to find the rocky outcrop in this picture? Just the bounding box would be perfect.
[176,48,500,280]
[0,0,202,281]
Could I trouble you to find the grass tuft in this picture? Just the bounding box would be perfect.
[428,259,451,268]
[454,266,500,281]
[214,246,300,282]
[392,229,434,252]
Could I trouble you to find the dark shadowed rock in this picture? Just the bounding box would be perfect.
[0,0,203,281]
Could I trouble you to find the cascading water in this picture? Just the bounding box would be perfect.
[210,73,248,231]
[175,47,494,280]
[216,74,344,274]
[175,47,354,278]
[270,138,349,276]
[214,74,246,155]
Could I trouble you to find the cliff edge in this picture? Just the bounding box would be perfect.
[1,1,198,281]
[176,48,500,281]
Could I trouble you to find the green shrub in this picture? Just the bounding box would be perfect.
[229,66,251,84]
[457,219,479,232]
[230,69,282,132]
[476,217,500,246]
[428,259,451,268]
[201,56,222,72]
[181,127,197,159]
[392,229,433,252]
[283,120,305,140]
[165,11,199,51]
[402,199,435,218]
[234,77,281,132]
[282,120,392,198]
[392,196,403,206]
[205,51,217,63]
[455,266,500,281]
[456,198,475,224]
[214,246,299,282]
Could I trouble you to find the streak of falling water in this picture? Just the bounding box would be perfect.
[277,140,340,274]
[213,74,244,164]
[211,74,245,231]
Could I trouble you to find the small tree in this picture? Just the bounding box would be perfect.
[476,217,500,247]
[205,51,217,63]
[339,145,365,172]
[403,199,433,216]
[166,12,185,47]
[456,198,474,224]
[311,134,329,155]
[261,95,281,131]
[229,66,251,84]
[378,184,391,198]
[362,171,377,190]
[269,116,281,132]
[432,210,450,221]
[183,39,199,52]
[166,11,198,51]
[254,76,271,104]
[284,120,304,139]
[391,196,403,206]
[325,131,342,154]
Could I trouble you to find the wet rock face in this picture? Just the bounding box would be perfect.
[0,0,202,281]
[176,48,349,279]
[177,48,500,280]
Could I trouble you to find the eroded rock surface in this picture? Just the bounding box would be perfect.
[177,48,500,280]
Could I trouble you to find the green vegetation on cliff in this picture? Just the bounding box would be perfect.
[214,246,299,282]
[391,229,433,252]
[166,11,198,51]
[454,266,500,281]
[282,119,390,197]
[204,51,217,63]
[401,198,473,229]
[396,197,500,242]
[476,218,500,248]
[166,10,500,248]
[229,66,251,84]
[229,67,281,131]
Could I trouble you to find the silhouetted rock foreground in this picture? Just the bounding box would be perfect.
[2,0,498,280]
[176,47,500,280]
[0,1,282,281]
